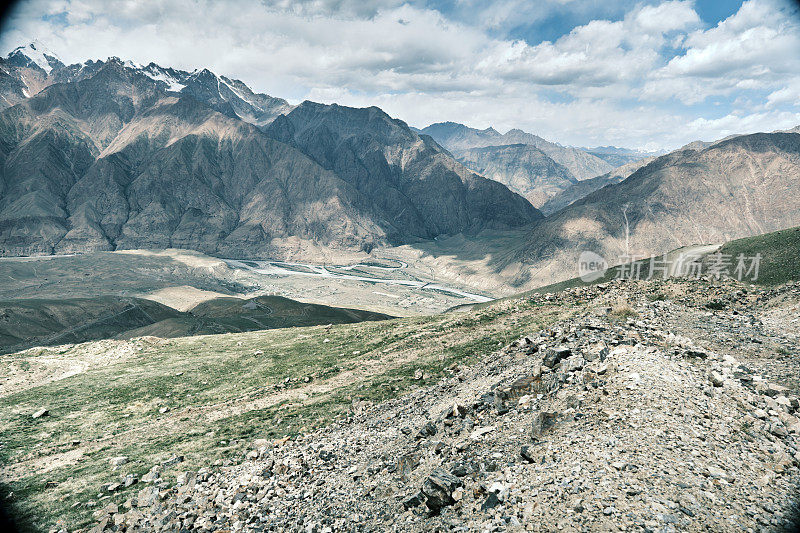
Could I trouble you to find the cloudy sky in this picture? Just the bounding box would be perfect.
[1,0,799,150]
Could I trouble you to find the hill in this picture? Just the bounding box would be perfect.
[0,297,181,354]
[710,226,800,286]
[0,293,391,354]
[126,295,391,338]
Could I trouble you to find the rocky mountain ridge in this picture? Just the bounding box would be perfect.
[451,144,577,209]
[0,45,292,127]
[419,121,616,181]
[0,48,539,258]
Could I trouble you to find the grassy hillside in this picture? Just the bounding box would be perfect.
[712,226,800,285]
[125,295,392,338]
[0,297,182,354]
[0,296,575,531]
[0,295,392,354]
[525,226,800,296]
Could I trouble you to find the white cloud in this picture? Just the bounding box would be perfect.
[647,0,800,104]
[477,2,700,88]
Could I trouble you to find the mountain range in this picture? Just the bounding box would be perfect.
[418,121,617,180]
[1,42,799,295]
[416,121,658,209]
[0,44,538,257]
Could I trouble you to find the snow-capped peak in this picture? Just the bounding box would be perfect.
[139,63,187,92]
[8,41,62,74]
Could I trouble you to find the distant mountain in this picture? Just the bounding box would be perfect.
[0,47,539,257]
[506,132,800,288]
[419,121,615,180]
[0,46,293,126]
[580,146,659,167]
[0,42,65,107]
[678,134,742,152]
[451,144,576,208]
[539,157,656,215]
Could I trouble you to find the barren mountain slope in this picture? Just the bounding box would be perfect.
[267,103,540,241]
[0,59,539,258]
[420,121,614,180]
[506,132,800,288]
[540,156,656,215]
[453,144,577,208]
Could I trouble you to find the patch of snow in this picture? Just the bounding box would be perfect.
[20,74,29,97]
[220,78,256,108]
[141,65,186,92]
[11,41,59,74]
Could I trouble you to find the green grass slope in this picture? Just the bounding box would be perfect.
[124,295,392,338]
[712,226,800,286]
[0,295,393,354]
[0,297,182,354]
[0,296,573,531]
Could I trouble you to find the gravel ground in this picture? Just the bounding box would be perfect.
[88,279,800,532]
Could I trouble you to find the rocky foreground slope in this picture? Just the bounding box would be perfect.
[90,279,800,532]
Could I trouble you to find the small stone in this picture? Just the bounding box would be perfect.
[709,371,724,387]
[481,492,501,511]
[764,383,790,397]
[706,466,730,481]
[543,347,571,368]
[415,422,437,439]
[520,445,537,463]
[397,453,421,477]
[421,468,462,512]
[584,342,608,362]
[470,426,495,440]
[161,455,184,468]
[402,491,424,510]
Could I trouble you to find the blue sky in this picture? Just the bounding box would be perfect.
[1,0,799,150]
